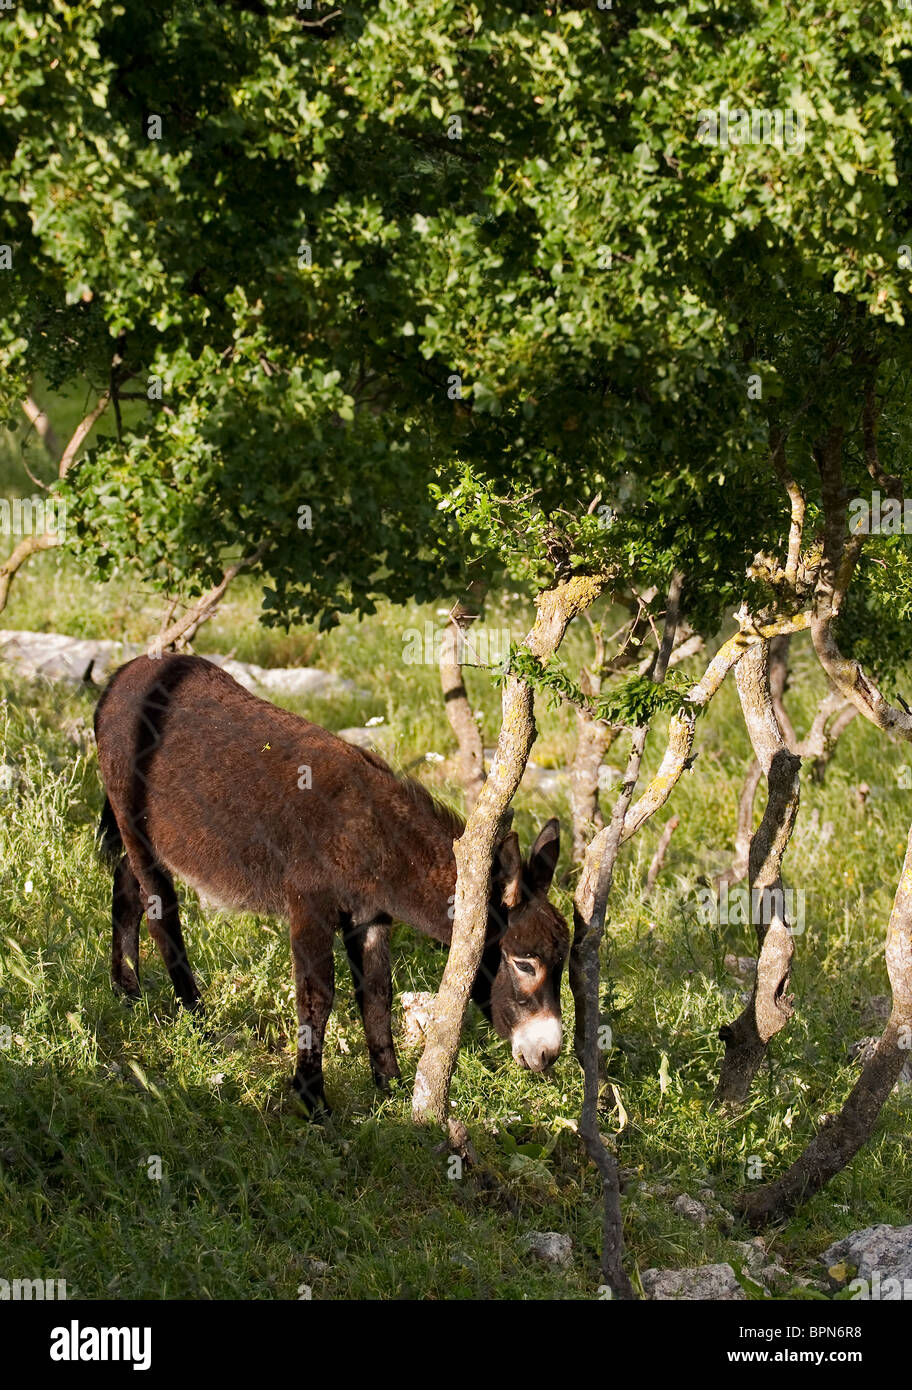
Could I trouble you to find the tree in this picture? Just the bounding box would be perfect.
[5,0,912,1283]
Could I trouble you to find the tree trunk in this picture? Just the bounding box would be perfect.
[439,587,487,812]
[644,814,680,897]
[569,621,702,865]
[740,819,912,1226]
[570,696,620,862]
[0,391,111,616]
[768,633,798,749]
[412,571,615,1126]
[715,639,802,1105]
[770,631,857,782]
[568,572,682,1298]
[151,545,266,654]
[714,757,762,891]
[21,396,61,462]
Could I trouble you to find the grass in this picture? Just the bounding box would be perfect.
[1,539,912,1299]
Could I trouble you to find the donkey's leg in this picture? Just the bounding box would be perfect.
[288,895,335,1115]
[111,854,143,1000]
[136,863,201,1010]
[342,916,400,1090]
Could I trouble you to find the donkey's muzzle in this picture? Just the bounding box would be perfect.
[511,1014,563,1071]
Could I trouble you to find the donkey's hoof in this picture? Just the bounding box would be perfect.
[111,977,141,1003]
[292,1075,332,1119]
[372,1067,402,1094]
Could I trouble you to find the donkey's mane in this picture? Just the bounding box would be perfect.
[354,745,466,840]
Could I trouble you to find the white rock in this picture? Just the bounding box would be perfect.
[523,1231,572,1267]
[0,629,359,699]
[399,991,436,1046]
[336,727,382,750]
[0,629,134,683]
[823,1224,912,1284]
[642,1263,745,1301]
[673,1194,710,1227]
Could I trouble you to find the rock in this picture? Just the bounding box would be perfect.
[523,1231,572,1267]
[483,748,572,798]
[0,629,135,684]
[0,628,360,699]
[206,654,356,698]
[674,1194,710,1227]
[822,1224,912,1285]
[729,1239,769,1275]
[399,991,436,1046]
[756,1261,790,1288]
[724,953,757,978]
[642,1263,745,1301]
[522,766,570,798]
[848,1037,912,1088]
[336,727,382,750]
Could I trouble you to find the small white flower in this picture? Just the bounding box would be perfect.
[425,751,444,763]
[24,878,33,895]
[366,715,385,727]
[209,1072,226,1086]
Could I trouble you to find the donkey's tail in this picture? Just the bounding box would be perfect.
[96,796,124,863]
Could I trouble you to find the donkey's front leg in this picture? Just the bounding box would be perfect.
[288,891,335,1116]
[342,916,400,1091]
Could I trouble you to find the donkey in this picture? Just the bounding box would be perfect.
[93,653,569,1112]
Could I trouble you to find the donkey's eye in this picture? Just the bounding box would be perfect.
[511,957,537,976]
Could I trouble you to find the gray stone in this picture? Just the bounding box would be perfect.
[757,1262,790,1288]
[642,1263,745,1301]
[822,1224,912,1284]
[484,749,572,798]
[674,1194,710,1227]
[205,654,356,698]
[0,628,359,699]
[523,1231,572,1267]
[0,629,135,683]
[399,991,436,1047]
[729,1238,770,1275]
[336,727,382,750]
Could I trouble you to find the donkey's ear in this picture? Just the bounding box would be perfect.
[495,830,523,909]
[526,818,560,897]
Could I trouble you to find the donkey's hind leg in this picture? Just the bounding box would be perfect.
[111,854,143,1000]
[343,915,400,1090]
[288,893,335,1116]
[137,862,201,1011]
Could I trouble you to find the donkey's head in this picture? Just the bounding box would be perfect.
[479,819,569,1072]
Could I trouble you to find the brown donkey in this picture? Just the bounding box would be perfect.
[94,654,569,1112]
